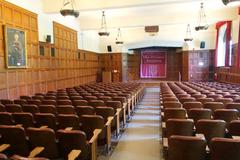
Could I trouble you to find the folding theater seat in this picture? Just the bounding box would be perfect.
[224,94,240,100]
[88,100,105,108]
[12,112,35,128]
[20,96,32,100]
[41,100,57,106]
[105,101,122,135]
[210,138,240,160]
[163,108,187,122]
[43,96,56,100]
[0,112,14,125]
[213,109,239,127]
[183,101,203,113]
[84,96,98,101]
[0,99,14,105]
[13,99,27,105]
[188,108,212,125]
[32,96,44,101]
[216,98,233,106]
[179,97,196,104]
[80,115,105,144]
[34,113,57,130]
[168,135,207,160]
[163,119,194,151]
[197,98,214,105]
[57,130,90,160]
[57,96,70,100]
[57,99,72,105]
[70,96,83,101]
[229,120,240,137]
[195,119,226,145]
[165,119,194,140]
[22,104,40,115]
[208,94,223,100]
[176,94,191,99]
[92,93,104,98]
[225,103,240,113]
[27,127,59,159]
[57,105,76,115]
[72,100,89,107]
[5,104,22,113]
[27,99,42,106]
[98,96,112,102]
[95,107,114,150]
[57,114,80,130]
[0,125,46,159]
[75,106,95,117]
[204,102,224,112]
[192,94,207,99]
[103,92,117,98]
[38,105,57,115]
[162,101,182,110]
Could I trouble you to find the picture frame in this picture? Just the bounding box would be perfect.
[4,26,27,68]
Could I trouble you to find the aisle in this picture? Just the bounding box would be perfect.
[108,87,162,160]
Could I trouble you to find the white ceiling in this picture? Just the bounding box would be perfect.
[41,0,238,31]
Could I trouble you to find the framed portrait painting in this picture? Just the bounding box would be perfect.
[4,26,27,68]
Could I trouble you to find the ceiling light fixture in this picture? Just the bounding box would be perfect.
[98,11,110,36]
[116,28,124,45]
[195,3,208,31]
[60,0,79,18]
[222,0,240,6]
[184,24,193,42]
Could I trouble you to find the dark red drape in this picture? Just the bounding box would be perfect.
[237,9,240,68]
[215,21,232,67]
[140,50,166,78]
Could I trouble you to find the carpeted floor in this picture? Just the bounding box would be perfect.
[100,87,163,160]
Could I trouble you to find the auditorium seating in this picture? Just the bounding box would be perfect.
[0,82,144,160]
[160,82,240,160]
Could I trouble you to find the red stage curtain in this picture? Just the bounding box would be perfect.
[140,49,166,78]
[237,9,240,68]
[215,21,232,67]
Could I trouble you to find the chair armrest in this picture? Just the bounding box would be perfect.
[65,127,73,131]
[232,136,240,139]
[162,122,166,129]
[15,124,23,127]
[28,147,44,158]
[40,126,48,129]
[115,108,121,116]
[195,134,205,140]
[105,117,114,126]
[68,149,81,160]
[163,138,168,148]
[89,129,102,144]
[0,144,10,152]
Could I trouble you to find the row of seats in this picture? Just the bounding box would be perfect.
[160,82,240,160]
[0,82,145,160]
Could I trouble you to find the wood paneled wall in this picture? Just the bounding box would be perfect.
[0,1,101,99]
[0,0,39,99]
[182,50,215,82]
[53,22,100,88]
[101,53,122,82]
[127,51,140,81]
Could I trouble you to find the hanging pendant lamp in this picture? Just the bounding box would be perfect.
[195,3,209,31]
[60,0,79,18]
[116,28,124,45]
[184,24,193,42]
[98,11,110,36]
[222,0,240,6]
